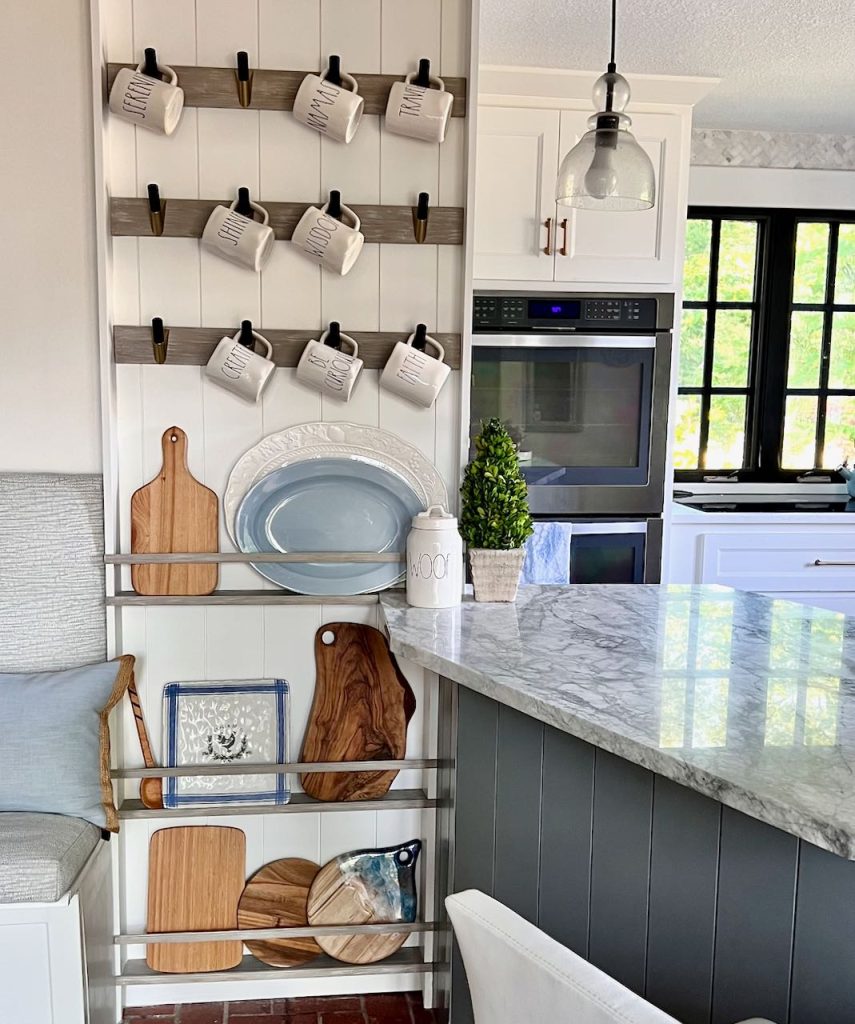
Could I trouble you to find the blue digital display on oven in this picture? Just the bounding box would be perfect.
[528,300,582,319]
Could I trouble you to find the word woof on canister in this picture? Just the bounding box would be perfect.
[406,505,463,609]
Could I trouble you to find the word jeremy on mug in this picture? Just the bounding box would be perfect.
[201,196,275,273]
[109,61,184,135]
[204,328,275,402]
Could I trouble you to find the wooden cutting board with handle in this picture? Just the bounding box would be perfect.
[300,623,416,801]
[307,840,421,964]
[146,825,245,973]
[237,858,322,967]
[131,426,218,596]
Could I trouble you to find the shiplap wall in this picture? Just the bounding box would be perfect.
[96,0,470,1007]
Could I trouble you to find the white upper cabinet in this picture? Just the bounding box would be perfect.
[553,109,682,285]
[474,104,687,287]
[474,107,561,282]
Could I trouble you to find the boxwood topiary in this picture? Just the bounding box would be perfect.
[459,418,534,550]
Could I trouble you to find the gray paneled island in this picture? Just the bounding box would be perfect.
[381,585,855,1024]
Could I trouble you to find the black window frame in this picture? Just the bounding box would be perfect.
[676,206,855,483]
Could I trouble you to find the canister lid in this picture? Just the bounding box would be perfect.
[411,504,457,530]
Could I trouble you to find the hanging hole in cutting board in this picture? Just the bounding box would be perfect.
[321,630,336,645]
[170,432,178,443]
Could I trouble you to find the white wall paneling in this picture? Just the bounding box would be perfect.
[96,0,472,1007]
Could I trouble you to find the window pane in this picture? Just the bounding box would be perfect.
[683,220,712,301]
[823,396,855,468]
[707,395,746,468]
[788,311,824,388]
[717,221,757,302]
[673,394,702,470]
[679,309,706,386]
[782,395,818,468]
[829,312,855,389]
[712,310,752,387]
[836,224,855,304]
[793,222,830,303]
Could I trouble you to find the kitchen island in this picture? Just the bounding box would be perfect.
[382,585,855,1024]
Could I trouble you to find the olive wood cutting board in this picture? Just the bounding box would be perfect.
[131,426,218,595]
[146,825,245,973]
[300,623,416,801]
[237,858,322,966]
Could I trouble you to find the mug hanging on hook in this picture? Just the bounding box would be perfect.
[380,325,450,409]
[385,57,453,144]
[291,191,364,276]
[108,47,185,135]
[296,321,364,402]
[204,321,276,403]
[201,187,275,273]
[292,55,364,143]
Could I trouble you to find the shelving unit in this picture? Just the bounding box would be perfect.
[119,790,438,819]
[118,949,433,986]
[110,197,464,243]
[113,326,462,368]
[106,63,467,117]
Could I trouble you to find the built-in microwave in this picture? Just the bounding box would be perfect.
[471,292,674,516]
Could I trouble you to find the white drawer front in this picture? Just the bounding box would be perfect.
[701,531,855,592]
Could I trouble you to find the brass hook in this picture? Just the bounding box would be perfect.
[412,192,430,243]
[147,183,166,236]
[235,51,253,108]
[151,317,169,364]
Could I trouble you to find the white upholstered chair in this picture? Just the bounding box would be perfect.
[446,890,774,1024]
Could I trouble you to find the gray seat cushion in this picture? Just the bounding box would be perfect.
[0,812,102,903]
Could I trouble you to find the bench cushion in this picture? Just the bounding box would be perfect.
[0,812,101,903]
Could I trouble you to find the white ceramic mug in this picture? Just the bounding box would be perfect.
[296,330,363,402]
[385,73,454,144]
[293,67,364,144]
[380,332,451,408]
[204,330,275,402]
[108,62,184,135]
[201,197,275,273]
[291,202,364,276]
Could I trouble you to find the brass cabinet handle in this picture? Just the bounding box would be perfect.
[543,217,553,256]
[559,218,569,256]
[812,559,855,567]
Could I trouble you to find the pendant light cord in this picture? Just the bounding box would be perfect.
[608,0,617,72]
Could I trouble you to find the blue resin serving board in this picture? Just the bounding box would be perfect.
[161,679,289,807]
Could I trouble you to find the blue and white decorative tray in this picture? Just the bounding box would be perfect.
[161,679,290,808]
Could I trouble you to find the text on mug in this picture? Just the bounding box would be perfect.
[305,81,342,133]
[121,73,156,118]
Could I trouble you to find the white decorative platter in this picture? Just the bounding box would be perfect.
[224,422,448,543]
[162,679,290,807]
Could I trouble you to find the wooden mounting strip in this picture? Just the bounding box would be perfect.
[110,197,463,244]
[106,64,466,116]
[113,326,461,369]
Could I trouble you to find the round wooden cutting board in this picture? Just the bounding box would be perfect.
[237,858,322,967]
[307,840,421,964]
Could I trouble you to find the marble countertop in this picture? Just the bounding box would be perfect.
[381,585,855,859]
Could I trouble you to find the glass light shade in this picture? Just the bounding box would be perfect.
[556,70,656,212]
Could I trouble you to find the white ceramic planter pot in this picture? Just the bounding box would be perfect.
[468,547,525,603]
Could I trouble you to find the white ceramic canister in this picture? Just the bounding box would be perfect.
[406,505,463,609]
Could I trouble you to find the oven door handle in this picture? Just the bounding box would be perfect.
[472,334,657,349]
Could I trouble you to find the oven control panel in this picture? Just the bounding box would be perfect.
[473,295,659,331]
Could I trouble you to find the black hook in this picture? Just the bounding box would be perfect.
[324,321,342,349]
[324,55,342,86]
[415,58,432,88]
[151,317,168,364]
[239,320,255,349]
[413,192,430,243]
[236,187,253,218]
[143,47,162,81]
[327,189,343,221]
[236,51,253,107]
[413,323,428,351]
[147,183,165,236]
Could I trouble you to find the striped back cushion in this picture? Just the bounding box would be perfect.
[0,473,106,671]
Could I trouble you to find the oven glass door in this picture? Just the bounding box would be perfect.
[471,336,655,486]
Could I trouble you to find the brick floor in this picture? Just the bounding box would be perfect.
[122,993,444,1023]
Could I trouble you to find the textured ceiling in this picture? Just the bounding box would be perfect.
[480,0,855,132]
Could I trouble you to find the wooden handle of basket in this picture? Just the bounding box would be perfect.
[126,676,163,809]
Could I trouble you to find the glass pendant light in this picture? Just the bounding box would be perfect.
[556,0,655,211]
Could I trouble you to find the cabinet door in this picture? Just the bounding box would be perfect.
[474,107,560,282]
[554,109,682,285]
